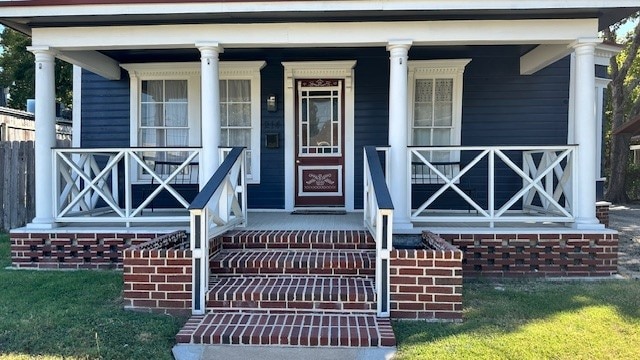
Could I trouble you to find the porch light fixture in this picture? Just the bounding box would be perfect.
[266,94,277,112]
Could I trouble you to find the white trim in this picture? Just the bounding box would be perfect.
[282,61,357,211]
[56,50,121,80]
[520,44,572,75]
[121,61,264,183]
[31,19,599,50]
[72,65,82,148]
[2,1,636,18]
[595,43,622,66]
[595,77,611,179]
[407,59,471,149]
[297,165,344,197]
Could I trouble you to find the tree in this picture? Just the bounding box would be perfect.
[604,16,640,203]
[0,27,72,111]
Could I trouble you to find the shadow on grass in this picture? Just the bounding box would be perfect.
[0,234,188,360]
[394,278,640,358]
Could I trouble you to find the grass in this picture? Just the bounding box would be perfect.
[0,234,187,360]
[394,279,640,360]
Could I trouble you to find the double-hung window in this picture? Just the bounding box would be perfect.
[123,61,264,183]
[219,61,265,183]
[408,59,471,182]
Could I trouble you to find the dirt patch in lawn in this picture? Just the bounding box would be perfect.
[609,205,640,278]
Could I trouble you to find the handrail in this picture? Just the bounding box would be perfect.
[364,146,394,211]
[363,145,394,318]
[189,147,244,210]
[189,146,247,315]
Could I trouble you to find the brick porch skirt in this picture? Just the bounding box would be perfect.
[439,232,617,277]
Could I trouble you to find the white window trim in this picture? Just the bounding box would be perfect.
[219,61,265,183]
[407,59,470,185]
[121,61,264,184]
[407,59,471,148]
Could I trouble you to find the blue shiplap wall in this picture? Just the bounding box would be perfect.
[81,69,130,147]
[81,46,571,210]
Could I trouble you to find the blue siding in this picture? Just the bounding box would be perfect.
[82,46,572,210]
[81,69,130,147]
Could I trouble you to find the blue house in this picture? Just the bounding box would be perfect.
[1,0,636,350]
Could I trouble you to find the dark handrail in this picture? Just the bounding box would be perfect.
[364,146,394,210]
[189,147,244,210]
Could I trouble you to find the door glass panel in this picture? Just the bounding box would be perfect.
[309,98,331,147]
[298,83,342,156]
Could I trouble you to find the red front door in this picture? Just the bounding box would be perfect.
[294,79,345,207]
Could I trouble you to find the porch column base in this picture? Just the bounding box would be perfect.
[393,219,414,232]
[26,219,58,230]
[571,218,605,230]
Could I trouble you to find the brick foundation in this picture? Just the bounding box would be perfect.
[596,202,611,227]
[10,231,161,269]
[441,232,618,277]
[123,231,192,315]
[390,232,463,321]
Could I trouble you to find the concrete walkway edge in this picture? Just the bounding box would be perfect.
[172,344,397,360]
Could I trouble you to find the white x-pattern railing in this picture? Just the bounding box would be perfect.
[409,145,576,227]
[53,147,200,225]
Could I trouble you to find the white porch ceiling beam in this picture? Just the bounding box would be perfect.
[55,50,121,80]
[31,19,599,50]
[520,44,573,75]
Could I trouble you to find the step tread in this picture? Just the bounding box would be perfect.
[176,313,396,347]
[220,230,375,250]
[206,276,376,313]
[210,250,376,277]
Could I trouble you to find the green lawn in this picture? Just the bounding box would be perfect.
[394,279,640,360]
[0,234,186,360]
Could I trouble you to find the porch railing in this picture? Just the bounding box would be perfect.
[363,146,393,318]
[409,145,576,227]
[189,147,247,315]
[53,147,200,225]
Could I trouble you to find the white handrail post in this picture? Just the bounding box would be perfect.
[240,149,248,226]
[488,148,495,228]
[124,150,131,220]
[190,208,206,315]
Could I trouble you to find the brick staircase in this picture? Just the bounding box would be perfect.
[176,230,396,347]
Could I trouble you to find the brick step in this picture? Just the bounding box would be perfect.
[210,250,376,277]
[206,276,376,313]
[176,313,396,347]
[219,230,375,250]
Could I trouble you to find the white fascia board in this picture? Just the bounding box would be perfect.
[520,44,573,75]
[0,1,638,18]
[56,50,121,80]
[32,19,599,50]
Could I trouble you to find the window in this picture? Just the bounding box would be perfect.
[219,62,265,183]
[140,80,189,148]
[123,61,264,183]
[408,59,471,182]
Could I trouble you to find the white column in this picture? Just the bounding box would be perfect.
[387,40,413,231]
[27,46,57,229]
[197,42,223,188]
[571,39,603,229]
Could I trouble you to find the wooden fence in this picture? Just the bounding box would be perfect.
[0,140,70,231]
[0,141,35,231]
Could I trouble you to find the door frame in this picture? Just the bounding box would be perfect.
[282,60,357,211]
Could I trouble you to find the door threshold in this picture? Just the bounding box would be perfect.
[291,208,347,215]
